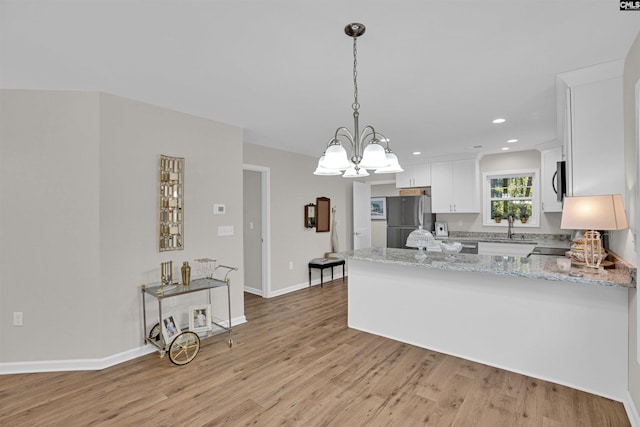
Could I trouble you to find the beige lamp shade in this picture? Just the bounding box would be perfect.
[560,194,628,231]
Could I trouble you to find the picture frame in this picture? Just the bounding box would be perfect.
[161,312,182,344]
[435,221,449,237]
[188,304,212,333]
[371,197,387,220]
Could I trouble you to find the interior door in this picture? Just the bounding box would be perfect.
[353,181,371,249]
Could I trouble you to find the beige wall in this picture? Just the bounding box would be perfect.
[437,150,563,234]
[621,31,640,420]
[243,143,354,294]
[0,90,244,362]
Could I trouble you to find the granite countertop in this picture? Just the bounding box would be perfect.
[436,232,572,248]
[342,247,635,289]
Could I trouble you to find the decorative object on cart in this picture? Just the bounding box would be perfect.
[181,261,191,286]
[370,197,387,220]
[159,260,177,293]
[314,23,402,177]
[141,266,237,365]
[161,312,181,345]
[194,258,216,278]
[159,154,184,252]
[189,304,212,333]
[304,203,316,228]
[315,197,331,232]
[560,194,628,269]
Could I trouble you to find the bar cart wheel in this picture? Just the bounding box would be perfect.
[228,338,233,348]
[149,323,161,342]
[169,331,200,365]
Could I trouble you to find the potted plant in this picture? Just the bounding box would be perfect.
[520,215,528,224]
[494,214,502,223]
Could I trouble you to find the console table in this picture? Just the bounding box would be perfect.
[308,258,346,287]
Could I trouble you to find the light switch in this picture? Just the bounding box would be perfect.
[218,226,234,236]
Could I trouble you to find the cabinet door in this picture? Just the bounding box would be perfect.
[452,159,478,212]
[412,164,431,187]
[569,77,624,197]
[541,147,563,212]
[431,162,453,213]
[395,166,414,188]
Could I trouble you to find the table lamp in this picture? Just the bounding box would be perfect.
[560,194,628,268]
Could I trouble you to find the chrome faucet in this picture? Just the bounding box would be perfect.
[507,215,514,239]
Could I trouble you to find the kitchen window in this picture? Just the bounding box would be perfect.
[482,169,539,227]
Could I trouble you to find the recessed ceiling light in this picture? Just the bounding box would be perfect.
[507,139,518,143]
[501,147,509,151]
[492,118,506,124]
[412,151,421,155]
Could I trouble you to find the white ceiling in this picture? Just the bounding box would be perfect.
[1,1,639,164]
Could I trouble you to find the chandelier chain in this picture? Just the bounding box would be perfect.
[352,37,360,112]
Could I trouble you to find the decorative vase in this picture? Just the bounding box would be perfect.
[181,261,191,286]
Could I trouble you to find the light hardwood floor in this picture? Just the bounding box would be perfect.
[1,279,631,426]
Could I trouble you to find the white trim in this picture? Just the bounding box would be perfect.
[367,179,395,186]
[0,316,247,375]
[482,168,540,227]
[557,59,624,88]
[624,390,640,427]
[267,275,346,298]
[243,286,262,296]
[243,164,271,299]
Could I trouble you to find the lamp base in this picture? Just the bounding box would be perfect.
[583,230,604,269]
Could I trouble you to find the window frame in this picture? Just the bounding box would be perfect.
[482,168,540,227]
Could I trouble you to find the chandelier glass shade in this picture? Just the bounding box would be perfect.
[314,23,403,177]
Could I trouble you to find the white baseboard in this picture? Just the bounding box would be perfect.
[624,391,640,427]
[267,274,346,298]
[0,315,247,375]
[244,286,263,296]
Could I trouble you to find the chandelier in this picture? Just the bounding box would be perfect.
[314,23,403,177]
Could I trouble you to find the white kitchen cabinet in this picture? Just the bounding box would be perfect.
[557,62,625,198]
[395,164,431,188]
[431,159,479,213]
[540,146,563,212]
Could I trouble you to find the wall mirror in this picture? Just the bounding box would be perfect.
[304,203,316,228]
[159,154,184,251]
[315,197,330,233]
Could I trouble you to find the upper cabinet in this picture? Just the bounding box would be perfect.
[556,61,625,198]
[540,146,563,212]
[431,159,479,213]
[395,164,431,188]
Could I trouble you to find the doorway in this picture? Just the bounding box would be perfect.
[243,165,271,297]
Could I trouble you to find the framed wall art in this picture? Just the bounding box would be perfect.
[371,197,387,220]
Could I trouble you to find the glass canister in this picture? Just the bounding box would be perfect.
[181,261,191,286]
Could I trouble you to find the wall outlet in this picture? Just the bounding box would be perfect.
[13,312,23,326]
[289,261,294,270]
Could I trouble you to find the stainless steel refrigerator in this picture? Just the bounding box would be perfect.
[386,195,436,248]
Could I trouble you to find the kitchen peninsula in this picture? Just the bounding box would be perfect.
[344,247,635,401]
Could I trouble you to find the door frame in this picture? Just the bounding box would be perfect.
[243,164,271,298]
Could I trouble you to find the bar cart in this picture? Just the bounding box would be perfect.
[141,263,237,365]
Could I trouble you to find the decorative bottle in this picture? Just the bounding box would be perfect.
[181,261,191,286]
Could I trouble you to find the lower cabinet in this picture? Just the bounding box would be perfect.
[478,242,536,257]
[431,159,479,213]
